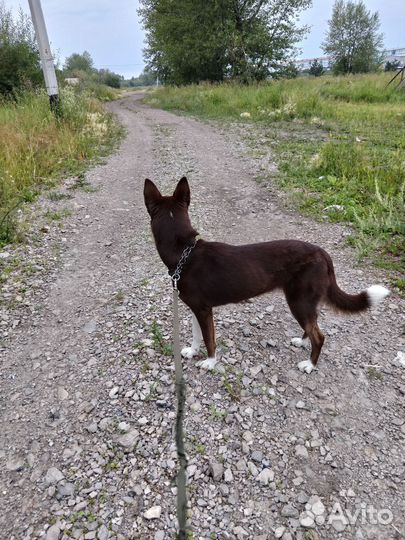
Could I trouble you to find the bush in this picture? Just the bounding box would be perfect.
[309,59,325,77]
[0,1,42,96]
[384,60,401,72]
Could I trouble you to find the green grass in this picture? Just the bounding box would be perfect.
[367,366,384,380]
[151,320,173,356]
[0,87,123,246]
[44,208,73,222]
[146,73,405,275]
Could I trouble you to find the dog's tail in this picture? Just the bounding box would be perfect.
[323,251,390,312]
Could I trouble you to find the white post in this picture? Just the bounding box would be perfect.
[28,0,59,112]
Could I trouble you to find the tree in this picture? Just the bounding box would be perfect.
[0,1,42,96]
[322,0,383,74]
[127,69,156,87]
[309,58,325,76]
[139,0,312,84]
[272,61,298,79]
[97,69,123,88]
[64,51,95,75]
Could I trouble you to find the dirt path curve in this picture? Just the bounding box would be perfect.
[1,93,404,540]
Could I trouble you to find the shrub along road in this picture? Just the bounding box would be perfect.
[0,93,404,540]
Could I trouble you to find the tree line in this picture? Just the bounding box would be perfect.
[139,0,394,84]
[0,0,401,97]
[0,2,125,97]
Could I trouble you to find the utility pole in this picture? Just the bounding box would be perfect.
[28,0,59,113]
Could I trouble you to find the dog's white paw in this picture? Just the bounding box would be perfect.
[298,359,315,374]
[181,346,199,359]
[197,358,217,370]
[291,337,309,348]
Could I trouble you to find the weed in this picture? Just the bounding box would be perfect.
[222,368,242,401]
[304,531,320,540]
[145,381,159,401]
[114,289,125,303]
[209,404,226,421]
[47,191,73,201]
[140,359,150,374]
[392,277,405,293]
[217,338,229,354]
[68,173,98,193]
[69,510,87,523]
[367,367,384,380]
[151,320,173,356]
[105,461,120,471]
[195,442,206,455]
[189,435,206,455]
[44,208,72,222]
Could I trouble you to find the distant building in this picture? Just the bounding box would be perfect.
[295,47,405,72]
[295,56,330,71]
[384,47,405,67]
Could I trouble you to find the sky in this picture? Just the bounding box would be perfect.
[4,0,405,79]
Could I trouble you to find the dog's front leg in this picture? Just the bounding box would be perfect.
[181,312,202,359]
[194,308,217,370]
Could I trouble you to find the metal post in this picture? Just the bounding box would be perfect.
[28,0,59,113]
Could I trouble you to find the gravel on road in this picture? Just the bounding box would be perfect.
[0,93,404,540]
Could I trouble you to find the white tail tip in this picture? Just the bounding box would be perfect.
[367,285,390,307]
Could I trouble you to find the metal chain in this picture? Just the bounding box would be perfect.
[171,238,198,289]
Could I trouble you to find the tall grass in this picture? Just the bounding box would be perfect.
[0,87,122,245]
[148,73,404,120]
[146,73,405,272]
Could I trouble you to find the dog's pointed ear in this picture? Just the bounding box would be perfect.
[173,176,190,207]
[144,179,162,216]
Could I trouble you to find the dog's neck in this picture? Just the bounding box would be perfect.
[152,227,198,273]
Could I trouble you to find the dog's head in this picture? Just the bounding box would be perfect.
[144,177,198,247]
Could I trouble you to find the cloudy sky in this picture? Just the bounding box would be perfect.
[4,0,405,79]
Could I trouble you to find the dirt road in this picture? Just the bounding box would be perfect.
[1,93,404,540]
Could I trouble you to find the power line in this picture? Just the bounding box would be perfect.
[95,63,145,68]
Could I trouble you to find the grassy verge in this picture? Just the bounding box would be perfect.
[146,73,405,279]
[0,87,123,246]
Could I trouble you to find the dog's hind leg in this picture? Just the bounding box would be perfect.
[296,323,324,373]
[193,308,217,370]
[181,312,202,359]
[285,288,324,374]
[306,323,325,367]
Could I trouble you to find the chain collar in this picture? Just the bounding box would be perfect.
[170,237,198,289]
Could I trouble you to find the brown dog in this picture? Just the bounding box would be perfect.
[144,177,389,373]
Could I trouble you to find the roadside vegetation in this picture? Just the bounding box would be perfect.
[0,88,123,246]
[146,73,405,276]
[0,2,124,246]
